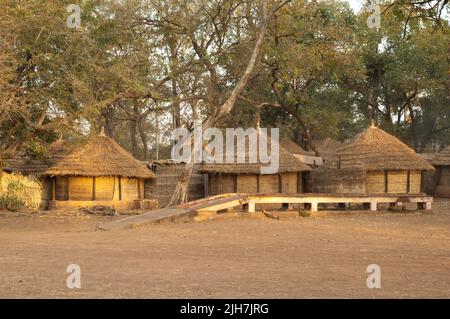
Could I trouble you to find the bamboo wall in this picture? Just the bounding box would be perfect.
[144,164,204,207]
[69,177,93,200]
[0,173,51,209]
[55,176,69,200]
[95,176,115,200]
[207,172,302,196]
[236,174,258,193]
[366,171,385,193]
[366,170,422,194]
[54,176,143,201]
[121,177,139,199]
[259,174,279,193]
[279,172,298,193]
[409,171,421,193]
[387,171,407,193]
[209,174,235,195]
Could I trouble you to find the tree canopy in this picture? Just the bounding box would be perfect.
[0,0,449,164]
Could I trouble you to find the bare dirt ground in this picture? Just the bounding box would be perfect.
[0,199,449,298]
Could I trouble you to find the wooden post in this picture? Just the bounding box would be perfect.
[137,178,141,199]
[67,176,71,200]
[310,202,318,212]
[248,202,255,213]
[278,174,282,193]
[407,170,411,193]
[92,177,96,201]
[370,202,377,211]
[51,177,56,200]
[65,176,69,200]
[384,170,388,193]
[118,176,122,200]
[420,170,424,193]
[203,174,209,197]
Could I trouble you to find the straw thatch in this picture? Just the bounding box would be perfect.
[430,146,450,166]
[333,126,434,171]
[281,140,315,156]
[3,139,72,175]
[316,138,342,157]
[199,130,311,174]
[44,133,156,178]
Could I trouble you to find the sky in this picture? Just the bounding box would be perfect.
[345,0,365,13]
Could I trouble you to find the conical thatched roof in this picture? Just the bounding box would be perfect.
[431,146,450,166]
[199,130,311,174]
[44,133,156,178]
[333,126,434,171]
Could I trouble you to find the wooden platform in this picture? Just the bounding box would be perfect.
[98,193,433,230]
[241,193,433,213]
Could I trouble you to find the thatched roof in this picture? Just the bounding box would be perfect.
[431,146,450,166]
[44,133,156,178]
[333,126,434,171]
[199,130,312,174]
[3,139,73,175]
[281,140,315,156]
[316,138,342,156]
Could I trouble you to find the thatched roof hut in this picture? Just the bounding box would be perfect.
[334,126,434,171]
[43,131,156,210]
[430,146,450,166]
[45,134,155,178]
[198,130,311,197]
[425,146,450,197]
[200,131,312,174]
[330,126,433,194]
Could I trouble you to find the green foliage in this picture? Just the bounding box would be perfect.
[0,0,448,160]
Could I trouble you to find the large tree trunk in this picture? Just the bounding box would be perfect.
[168,1,272,206]
[129,119,138,158]
[138,119,148,160]
[167,33,181,129]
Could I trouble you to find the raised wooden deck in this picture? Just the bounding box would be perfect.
[98,193,433,230]
[239,193,432,213]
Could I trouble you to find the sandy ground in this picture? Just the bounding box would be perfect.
[0,199,449,298]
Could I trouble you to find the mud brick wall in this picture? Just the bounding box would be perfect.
[145,164,204,207]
